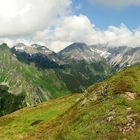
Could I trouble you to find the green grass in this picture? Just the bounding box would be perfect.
[1,64,140,140]
[31,96,140,140]
[0,94,81,140]
[25,64,140,140]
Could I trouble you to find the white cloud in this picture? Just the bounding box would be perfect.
[0,0,71,36]
[89,0,140,7]
[33,15,96,51]
[32,15,140,52]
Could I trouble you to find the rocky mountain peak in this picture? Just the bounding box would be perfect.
[13,43,53,55]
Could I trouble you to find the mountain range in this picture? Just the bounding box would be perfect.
[0,43,113,116]
[0,42,140,116]
[13,42,140,68]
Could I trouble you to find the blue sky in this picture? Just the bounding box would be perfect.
[72,0,140,29]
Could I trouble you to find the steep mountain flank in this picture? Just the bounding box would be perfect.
[0,43,70,115]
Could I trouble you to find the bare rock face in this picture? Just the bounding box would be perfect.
[118,112,139,135]
[13,43,53,55]
[124,92,137,101]
[58,43,104,63]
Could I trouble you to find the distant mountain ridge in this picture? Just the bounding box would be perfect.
[58,42,140,68]
[58,42,104,63]
[12,42,140,69]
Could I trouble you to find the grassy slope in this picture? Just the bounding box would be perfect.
[24,64,140,140]
[0,94,81,140]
